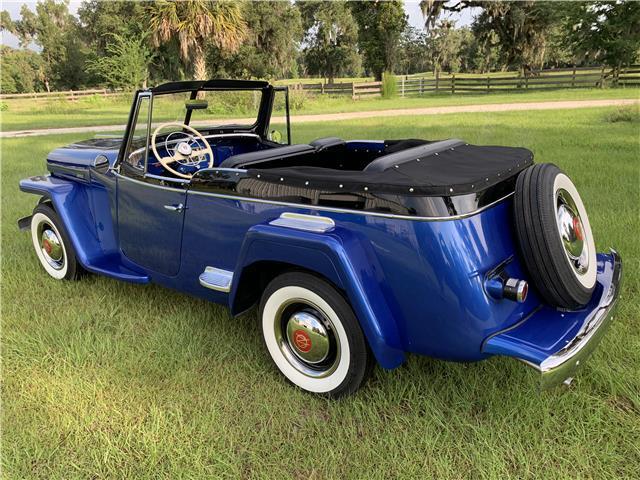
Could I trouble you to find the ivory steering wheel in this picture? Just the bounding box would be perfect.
[151,122,214,179]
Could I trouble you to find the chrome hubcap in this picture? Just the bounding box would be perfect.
[286,310,330,364]
[39,225,64,270]
[275,301,340,378]
[556,189,589,275]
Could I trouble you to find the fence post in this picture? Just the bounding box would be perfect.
[401,77,405,97]
[435,71,439,92]
[486,75,490,93]
[321,82,324,95]
[571,66,576,88]
[420,77,423,95]
[525,74,528,90]
[352,82,356,100]
[451,73,455,94]
[600,66,606,88]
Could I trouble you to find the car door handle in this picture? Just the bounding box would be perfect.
[164,203,186,212]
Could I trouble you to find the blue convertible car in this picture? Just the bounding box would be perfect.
[19,80,621,397]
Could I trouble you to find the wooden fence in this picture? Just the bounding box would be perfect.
[0,88,126,100]
[393,66,640,97]
[292,65,640,99]
[1,65,638,101]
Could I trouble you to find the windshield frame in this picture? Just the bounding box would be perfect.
[116,83,290,172]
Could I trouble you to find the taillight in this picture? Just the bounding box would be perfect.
[485,276,528,303]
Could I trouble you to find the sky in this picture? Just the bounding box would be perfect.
[0,0,478,49]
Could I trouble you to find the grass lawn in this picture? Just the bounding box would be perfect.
[1,87,638,132]
[1,106,639,478]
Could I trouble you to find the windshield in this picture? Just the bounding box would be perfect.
[151,90,262,130]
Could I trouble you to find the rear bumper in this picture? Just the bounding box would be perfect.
[483,249,622,388]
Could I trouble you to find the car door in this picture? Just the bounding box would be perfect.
[116,92,187,277]
[117,174,187,276]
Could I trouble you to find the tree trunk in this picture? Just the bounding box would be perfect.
[193,48,207,81]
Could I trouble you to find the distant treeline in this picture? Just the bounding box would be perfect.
[1,0,639,94]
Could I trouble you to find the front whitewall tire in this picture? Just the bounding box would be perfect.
[30,204,80,281]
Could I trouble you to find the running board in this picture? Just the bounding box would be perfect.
[199,266,233,292]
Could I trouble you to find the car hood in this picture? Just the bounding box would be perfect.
[47,138,122,168]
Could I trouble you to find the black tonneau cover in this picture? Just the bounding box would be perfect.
[248,141,534,197]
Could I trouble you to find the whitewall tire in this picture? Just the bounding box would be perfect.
[514,163,597,308]
[259,272,373,397]
[30,203,80,280]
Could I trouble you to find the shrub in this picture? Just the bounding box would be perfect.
[605,105,639,123]
[382,71,397,98]
[286,88,308,111]
[205,90,262,116]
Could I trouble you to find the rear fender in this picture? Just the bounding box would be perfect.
[229,223,406,369]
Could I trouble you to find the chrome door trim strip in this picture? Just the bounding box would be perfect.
[115,171,187,192]
[115,171,513,221]
[188,189,514,222]
[144,173,191,184]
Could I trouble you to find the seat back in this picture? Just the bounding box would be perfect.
[219,144,315,169]
[364,139,465,172]
[310,137,346,152]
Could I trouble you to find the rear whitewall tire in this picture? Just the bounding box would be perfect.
[259,272,373,397]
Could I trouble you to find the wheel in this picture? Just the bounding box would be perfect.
[30,203,81,280]
[259,272,374,397]
[514,163,597,309]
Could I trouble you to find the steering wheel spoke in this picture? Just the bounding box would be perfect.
[151,122,214,179]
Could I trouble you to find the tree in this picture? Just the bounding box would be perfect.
[1,0,87,90]
[564,1,640,71]
[78,0,148,56]
[420,1,561,74]
[147,0,246,81]
[396,26,431,75]
[0,46,44,93]
[427,19,465,73]
[350,0,407,80]
[86,33,154,89]
[299,0,362,83]
[213,1,303,79]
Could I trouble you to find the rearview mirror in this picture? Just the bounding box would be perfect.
[185,99,208,110]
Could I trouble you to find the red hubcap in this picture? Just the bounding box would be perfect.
[293,329,312,353]
[572,216,584,241]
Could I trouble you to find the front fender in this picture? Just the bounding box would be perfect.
[20,175,97,266]
[18,175,145,282]
[229,223,406,369]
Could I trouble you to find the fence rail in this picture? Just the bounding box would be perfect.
[0,88,130,100]
[1,65,638,101]
[294,65,640,99]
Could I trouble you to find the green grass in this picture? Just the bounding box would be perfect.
[2,107,639,478]
[1,87,638,132]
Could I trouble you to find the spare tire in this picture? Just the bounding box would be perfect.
[514,163,597,309]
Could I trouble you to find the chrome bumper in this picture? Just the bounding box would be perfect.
[537,250,621,388]
[483,249,622,388]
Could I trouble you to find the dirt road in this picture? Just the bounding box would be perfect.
[2,98,637,138]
